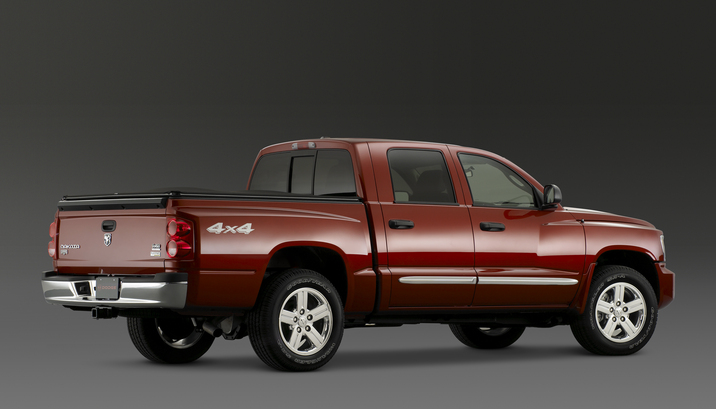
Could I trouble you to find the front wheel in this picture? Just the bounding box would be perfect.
[127,316,214,364]
[570,265,658,355]
[449,324,526,349]
[248,269,344,371]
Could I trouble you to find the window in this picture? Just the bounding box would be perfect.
[290,156,315,194]
[249,149,356,196]
[387,149,456,204]
[249,152,291,192]
[313,150,356,195]
[458,153,535,208]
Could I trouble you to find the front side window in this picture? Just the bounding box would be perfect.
[458,153,535,208]
[388,149,456,204]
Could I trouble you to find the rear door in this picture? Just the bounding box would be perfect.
[369,143,476,307]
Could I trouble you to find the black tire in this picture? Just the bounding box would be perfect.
[449,324,526,349]
[570,265,658,355]
[127,316,214,364]
[248,269,344,371]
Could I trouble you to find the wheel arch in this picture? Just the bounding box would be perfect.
[574,248,660,314]
[595,249,659,298]
[264,243,349,306]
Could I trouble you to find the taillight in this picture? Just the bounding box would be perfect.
[167,218,193,259]
[48,221,57,258]
[167,239,191,258]
[168,219,191,237]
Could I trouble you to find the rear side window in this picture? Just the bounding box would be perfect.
[387,149,456,204]
[249,149,356,196]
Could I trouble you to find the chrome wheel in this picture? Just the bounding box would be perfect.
[571,266,658,355]
[248,269,344,371]
[278,287,333,356]
[155,318,203,349]
[595,282,647,343]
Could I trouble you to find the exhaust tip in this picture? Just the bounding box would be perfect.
[201,321,222,337]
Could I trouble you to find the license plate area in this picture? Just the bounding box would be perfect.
[96,277,120,300]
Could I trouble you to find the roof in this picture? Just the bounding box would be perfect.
[260,137,462,150]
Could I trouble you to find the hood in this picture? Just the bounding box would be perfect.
[563,207,655,229]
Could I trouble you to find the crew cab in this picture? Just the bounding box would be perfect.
[42,138,675,371]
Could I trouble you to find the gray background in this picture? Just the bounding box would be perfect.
[1,2,713,408]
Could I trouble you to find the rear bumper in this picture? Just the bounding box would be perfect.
[656,263,675,309]
[41,271,187,309]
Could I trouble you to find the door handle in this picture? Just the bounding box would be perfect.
[389,219,415,229]
[480,222,505,232]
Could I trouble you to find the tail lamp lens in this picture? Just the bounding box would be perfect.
[48,221,57,258]
[167,239,191,258]
[168,219,191,237]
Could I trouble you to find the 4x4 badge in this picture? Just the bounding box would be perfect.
[104,233,112,247]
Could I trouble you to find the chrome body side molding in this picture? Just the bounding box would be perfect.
[478,277,578,285]
[398,276,477,285]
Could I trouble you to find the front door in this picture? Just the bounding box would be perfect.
[452,152,585,307]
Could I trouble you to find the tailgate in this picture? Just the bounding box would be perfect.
[55,208,168,275]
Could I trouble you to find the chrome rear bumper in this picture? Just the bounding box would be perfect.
[41,271,187,309]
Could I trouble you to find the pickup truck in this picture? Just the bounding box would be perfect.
[42,138,675,371]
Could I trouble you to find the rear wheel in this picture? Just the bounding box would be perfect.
[127,316,214,364]
[570,265,658,355]
[449,324,526,349]
[248,269,344,371]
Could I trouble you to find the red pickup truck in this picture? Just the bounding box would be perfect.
[42,138,675,371]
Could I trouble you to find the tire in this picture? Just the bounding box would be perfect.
[570,265,658,355]
[127,316,214,364]
[449,324,526,349]
[248,269,344,371]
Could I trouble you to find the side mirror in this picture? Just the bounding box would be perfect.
[542,184,562,209]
